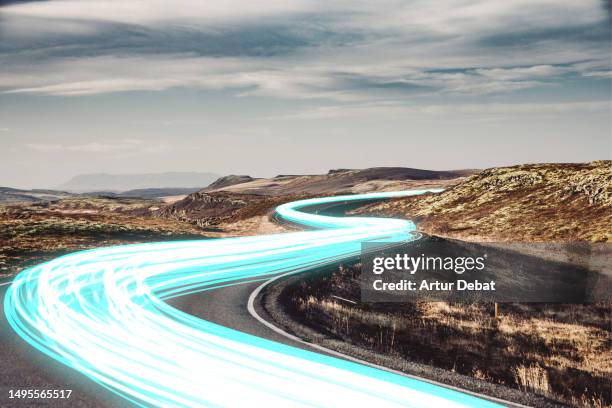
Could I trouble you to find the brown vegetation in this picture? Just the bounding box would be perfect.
[155,191,310,228]
[1,167,469,276]
[355,161,611,242]
[280,265,611,407]
[0,197,208,275]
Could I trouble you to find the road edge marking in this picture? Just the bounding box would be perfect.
[247,271,531,408]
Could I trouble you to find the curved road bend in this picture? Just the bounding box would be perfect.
[2,191,518,407]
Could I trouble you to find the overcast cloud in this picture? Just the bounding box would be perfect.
[0,0,610,188]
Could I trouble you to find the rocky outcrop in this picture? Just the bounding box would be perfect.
[156,191,304,228]
[156,192,255,227]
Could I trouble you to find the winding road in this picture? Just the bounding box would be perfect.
[3,190,504,407]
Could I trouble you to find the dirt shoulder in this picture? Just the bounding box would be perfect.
[257,268,571,408]
[258,246,611,408]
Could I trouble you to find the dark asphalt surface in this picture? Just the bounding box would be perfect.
[0,275,322,408]
[0,202,352,407]
[0,199,530,407]
[169,279,294,346]
[0,284,126,407]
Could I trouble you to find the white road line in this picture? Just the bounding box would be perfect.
[330,295,357,304]
[247,271,531,408]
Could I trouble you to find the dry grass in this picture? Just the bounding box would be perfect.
[356,161,612,243]
[0,192,304,274]
[514,364,550,395]
[0,197,209,274]
[286,266,612,407]
[0,193,301,275]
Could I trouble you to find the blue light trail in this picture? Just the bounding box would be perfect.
[4,190,501,407]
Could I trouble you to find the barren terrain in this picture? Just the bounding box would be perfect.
[0,197,208,276]
[355,161,611,243]
[266,264,611,408]
[2,164,610,407]
[204,167,471,195]
[1,167,461,276]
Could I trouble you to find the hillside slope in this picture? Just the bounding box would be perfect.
[158,167,473,227]
[208,167,473,195]
[0,197,208,275]
[205,175,256,190]
[356,161,611,242]
[156,192,307,228]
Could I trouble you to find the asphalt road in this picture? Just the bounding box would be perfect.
[169,279,296,347]
[0,196,527,407]
[0,199,363,407]
[0,275,338,408]
[0,284,125,407]
[1,263,527,408]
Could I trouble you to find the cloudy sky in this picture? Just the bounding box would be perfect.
[1,0,610,188]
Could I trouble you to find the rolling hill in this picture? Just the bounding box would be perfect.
[355,161,611,242]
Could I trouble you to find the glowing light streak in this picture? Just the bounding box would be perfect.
[5,190,500,407]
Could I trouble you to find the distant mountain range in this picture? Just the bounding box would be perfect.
[58,172,220,192]
[1,167,476,204]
